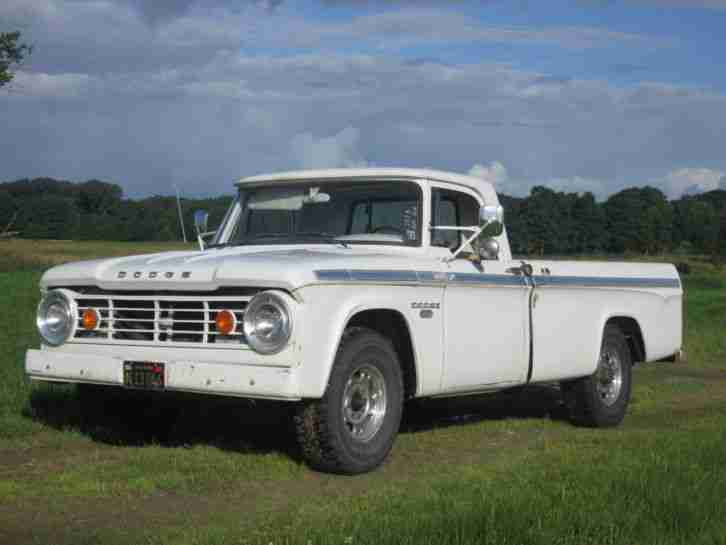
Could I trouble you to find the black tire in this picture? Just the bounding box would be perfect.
[562,324,632,427]
[294,327,404,474]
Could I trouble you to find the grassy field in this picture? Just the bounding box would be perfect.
[1,240,726,544]
[0,238,193,272]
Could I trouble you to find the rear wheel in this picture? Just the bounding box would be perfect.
[294,327,403,474]
[562,324,632,427]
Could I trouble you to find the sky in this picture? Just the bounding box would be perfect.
[2,0,726,200]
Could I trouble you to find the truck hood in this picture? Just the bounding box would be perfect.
[40,246,438,292]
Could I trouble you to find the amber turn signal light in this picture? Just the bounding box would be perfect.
[215,310,237,335]
[82,308,100,330]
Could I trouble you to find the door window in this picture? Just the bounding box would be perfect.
[431,188,479,251]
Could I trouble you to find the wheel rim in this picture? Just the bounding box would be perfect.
[342,364,387,442]
[596,347,623,406]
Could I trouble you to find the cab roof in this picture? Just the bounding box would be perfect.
[237,168,499,204]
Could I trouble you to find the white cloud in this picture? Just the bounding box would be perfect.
[541,176,610,199]
[468,161,508,185]
[290,127,369,169]
[659,167,725,198]
[468,162,611,199]
[11,70,95,98]
[314,9,666,50]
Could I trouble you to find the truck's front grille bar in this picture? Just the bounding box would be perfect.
[71,292,255,346]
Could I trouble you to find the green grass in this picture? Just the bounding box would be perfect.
[1,242,726,545]
[262,423,726,545]
[0,238,193,271]
[0,270,43,439]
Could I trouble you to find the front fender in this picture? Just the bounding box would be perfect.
[292,284,444,398]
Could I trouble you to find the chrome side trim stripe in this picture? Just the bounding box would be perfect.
[315,269,524,286]
[314,269,680,289]
[445,273,524,286]
[533,276,681,289]
[316,269,451,283]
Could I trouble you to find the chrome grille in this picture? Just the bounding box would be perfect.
[71,291,255,346]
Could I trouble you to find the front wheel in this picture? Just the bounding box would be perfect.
[294,327,403,474]
[562,324,632,427]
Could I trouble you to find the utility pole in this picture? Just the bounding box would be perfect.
[175,184,187,243]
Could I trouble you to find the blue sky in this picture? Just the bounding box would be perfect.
[2,0,725,199]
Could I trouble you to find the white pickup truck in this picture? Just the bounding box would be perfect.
[26,168,683,473]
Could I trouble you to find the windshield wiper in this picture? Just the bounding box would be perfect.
[206,242,235,249]
[295,232,350,247]
[209,233,350,248]
[206,234,289,249]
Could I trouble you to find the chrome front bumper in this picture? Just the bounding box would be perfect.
[25,348,300,401]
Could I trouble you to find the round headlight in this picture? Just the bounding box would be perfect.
[243,291,292,354]
[37,290,76,346]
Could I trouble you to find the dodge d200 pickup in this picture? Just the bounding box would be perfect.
[27,168,683,474]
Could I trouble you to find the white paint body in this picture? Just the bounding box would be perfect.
[26,168,683,400]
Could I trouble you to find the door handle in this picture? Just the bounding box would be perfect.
[506,262,533,277]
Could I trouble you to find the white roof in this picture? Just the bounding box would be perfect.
[237,168,499,203]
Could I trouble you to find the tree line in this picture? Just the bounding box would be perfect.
[0,178,231,243]
[501,185,726,256]
[1,177,725,256]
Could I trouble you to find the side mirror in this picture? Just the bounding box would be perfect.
[193,210,212,251]
[479,204,504,226]
[478,237,500,260]
[441,202,505,263]
[479,204,504,237]
[194,210,209,235]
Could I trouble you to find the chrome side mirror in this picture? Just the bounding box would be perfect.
[479,204,504,226]
[479,204,504,237]
[193,210,214,250]
[442,202,505,263]
[478,237,500,260]
[194,210,209,235]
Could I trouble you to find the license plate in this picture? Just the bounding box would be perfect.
[123,361,165,390]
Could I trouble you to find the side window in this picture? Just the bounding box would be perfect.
[431,188,479,251]
[350,202,369,233]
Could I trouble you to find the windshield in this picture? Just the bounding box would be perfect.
[218,180,421,247]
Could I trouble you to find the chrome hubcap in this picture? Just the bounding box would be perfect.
[596,348,623,406]
[342,364,387,442]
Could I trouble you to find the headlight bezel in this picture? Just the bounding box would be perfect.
[37,289,77,347]
[243,291,292,355]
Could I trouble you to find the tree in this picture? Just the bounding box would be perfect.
[678,200,719,254]
[604,187,670,253]
[571,192,607,254]
[520,186,564,255]
[0,194,16,227]
[75,180,123,215]
[639,200,673,255]
[17,195,80,239]
[1,31,32,88]
[498,194,526,255]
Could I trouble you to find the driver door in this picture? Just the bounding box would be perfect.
[431,185,530,393]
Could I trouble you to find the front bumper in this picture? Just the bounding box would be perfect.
[25,348,300,401]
